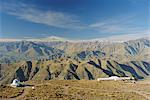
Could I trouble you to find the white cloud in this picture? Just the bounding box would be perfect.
[1,1,85,29]
[89,15,148,34]
[92,33,150,42]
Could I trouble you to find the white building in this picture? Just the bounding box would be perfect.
[97,76,134,81]
[10,79,21,87]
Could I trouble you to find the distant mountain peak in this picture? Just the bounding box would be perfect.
[42,36,66,41]
[0,34,149,43]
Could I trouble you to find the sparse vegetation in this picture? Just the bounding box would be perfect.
[0,85,24,98]
[0,80,149,100]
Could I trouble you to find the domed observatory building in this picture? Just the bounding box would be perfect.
[10,79,21,87]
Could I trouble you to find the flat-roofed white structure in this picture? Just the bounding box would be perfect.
[97,76,134,81]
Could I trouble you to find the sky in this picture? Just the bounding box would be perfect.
[0,0,149,40]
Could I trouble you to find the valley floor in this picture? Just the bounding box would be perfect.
[0,80,150,100]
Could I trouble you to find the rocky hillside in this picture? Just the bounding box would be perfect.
[0,38,149,63]
[0,58,150,84]
[0,38,150,84]
[0,41,64,63]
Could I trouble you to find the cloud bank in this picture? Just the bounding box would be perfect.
[89,15,148,34]
[1,1,85,29]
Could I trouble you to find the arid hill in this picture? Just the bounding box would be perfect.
[0,38,150,84]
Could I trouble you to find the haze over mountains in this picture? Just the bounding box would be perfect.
[0,37,150,84]
[0,33,149,42]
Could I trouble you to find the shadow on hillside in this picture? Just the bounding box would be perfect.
[107,61,126,76]
[142,61,150,72]
[87,59,146,79]
[87,60,101,69]
[119,64,143,79]
[84,67,94,80]
[65,63,80,80]
[87,59,116,77]
[131,61,149,76]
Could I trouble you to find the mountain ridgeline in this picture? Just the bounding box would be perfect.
[0,38,150,84]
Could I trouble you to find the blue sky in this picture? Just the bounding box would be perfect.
[0,0,149,40]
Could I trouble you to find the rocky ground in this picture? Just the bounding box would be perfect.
[0,80,150,100]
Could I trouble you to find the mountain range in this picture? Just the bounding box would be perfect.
[0,38,150,84]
